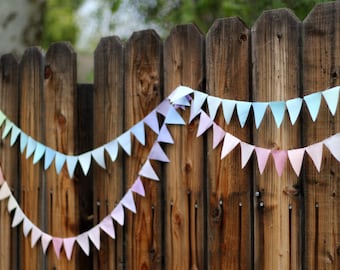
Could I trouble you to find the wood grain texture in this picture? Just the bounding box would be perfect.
[206,17,251,269]
[124,30,163,270]
[93,36,124,270]
[302,3,340,269]
[163,24,205,270]
[251,9,302,269]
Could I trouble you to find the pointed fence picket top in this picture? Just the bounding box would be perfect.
[303,2,340,270]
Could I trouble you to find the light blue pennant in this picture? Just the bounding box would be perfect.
[286,97,303,125]
[304,92,321,121]
[104,140,118,162]
[322,86,339,115]
[91,146,106,169]
[189,91,208,122]
[207,96,221,120]
[130,121,145,146]
[164,106,185,125]
[269,101,286,128]
[26,137,37,159]
[0,111,6,126]
[78,152,92,175]
[44,147,56,170]
[55,152,67,174]
[20,133,28,153]
[221,99,236,125]
[33,142,46,164]
[117,131,131,156]
[66,156,78,178]
[236,101,251,128]
[252,102,268,129]
[2,120,13,139]
[10,125,21,146]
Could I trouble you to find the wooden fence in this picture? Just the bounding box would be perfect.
[0,2,339,269]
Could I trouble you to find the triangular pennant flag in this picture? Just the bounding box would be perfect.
[78,152,92,175]
[117,131,131,156]
[288,148,305,176]
[7,195,18,212]
[271,150,288,176]
[322,86,340,115]
[157,124,174,144]
[255,147,271,174]
[221,133,240,159]
[20,132,28,153]
[212,123,226,149]
[157,99,171,116]
[252,102,268,129]
[172,96,190,106]
[0,169,4,186]
[88,225,100,250]
[189,91,208,122]
[41,233,53,254]
[55,152,67,174]
[105,140,118,162]
[44,147,56,170]
[66,156,78,178]
[164,106,185,125]
[304,92,322,121]
[240,142,255,168]
[286,97,303,125]
[121,190,136,213]
[77,233,90,256]
[148,142,169,162]
[207,96,221,120]
[111,203,124,226]
[131,177,145,197]
[323,133,340,161]
[25,137,37,159]
[12,207,25,227]
[236,101,252,128]
[269,101,286,128]
[169,85,194,103]
[99,216,116,239]
[0,182,11,200]
[139,160,159,180]
[33,142,46,164]
[31,226,42,248]
[0,110,6,126]
[91,146,106,169]
[144,110,159,134]
[196,110,213,137]
[23,218,33,237]
[130,121,146,145]
[52,237,63,258]
[10,125,21,146]
[305,142,323,172]
[2,119,13,139]
[63,237,76,260]
[222,99,236,125]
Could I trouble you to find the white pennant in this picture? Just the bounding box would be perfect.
[111,203,124,226]
[221,133,241,159]
[144,110,159,134]
[287,148,305,176]
[31,226,42,248]
[169,85,194,103]
[7,195,18,212]
[240,142,255,168]
[138,160,159,181]
[196,110,213,137]
[117,131,131,156]
[99,216,116,239]
[12,207,25,227]
[305,142,323,172]
[121,190,136,213]
[190,91,208,122]
[41,233,53,254]
[76,232,90,256]
[164,106,185,125]
[78,152,92,175]
[105,140,118,162]
[88,225,100,250]
[130,121,146,145]
[0,181,11,200]
[323,133,340,161]
[23,217,33,237]
[91,146,106,169]
[207,96,221,120]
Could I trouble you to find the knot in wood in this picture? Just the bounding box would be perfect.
[283,185,299,196]
[184,161,192,173]
[44,65,52,79]
[57,113,67,131]
[239,33,247,42]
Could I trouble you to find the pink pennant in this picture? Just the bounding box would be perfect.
[131,177,145,197]
[76,233,90,256]
[255,147,271,174]
[305,142,323,172]
[212,123,226,149]
[53,237,63,258]
[196,111,213,137]
[271,150,288,176]
[221,133,240,159]
[157,124,174,144]
[144,110,159,134]
[99,216,116,239]
[41,233,52,254]
[111,203,124,226]
[139,160,159,181]
[148,142,170,162]
[88,226,100,250]
[0,167,4,185]
[63,237,76,260]
[121,190,136,213]
[288,148,305,176]
[240,142,255,168]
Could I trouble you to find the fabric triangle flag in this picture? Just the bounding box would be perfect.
[121,190,137,213]
[88,225,100,250]
[66,156,78,178]
[169,85,194,103]
[212,123,226,149]
[26,137,37,159]
[130,121,146,146]
[236,101,252,128]
[144,110,159,134]
[91,146,106,169]
[7,195,18,212]
[323,133,340,161]
[139,160,159,181]
[156,99,171,116]
[23,218,33,237]
[287,148,305,176]
[222,99,236,125]
[269,101,286,128]
[41,233,52,254]
[207,96,221,120]
[2,119,13,139]
[157,124,174,144]
[52,237,63,258]
[0,169,3,186]
[76,232,90,256]
[63,237,76,260]
[55,152,67,174]
[286,97,303,125]
[255,147,271,174]
[105,140,118,162]
[0,110,6,126]
[305,142,323,172]
[172,96,190,107]
[0,181,11,200]
[12,207,25,227]
[31,226,42,248]
[20,132,28,153]
[252,102,268,129]
[322,86,339,115]
[44,147,56,170]
[221,133,240,159]
[10,125,21,146]
[99,216,116,239]
[164,106,185,125]
[111,203,124,226]
[78,152,92,175]
[148,142,169,163]
[271,150,288,176]
[304,92,322,121]
[131,177,145,197]
[189,91,208,122]
[197,110,213,137]
[33,142,46,164]
[117,131,131,156]
[240,142,255,168]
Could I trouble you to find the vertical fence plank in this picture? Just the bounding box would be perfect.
[20,47,45,270]
[124,30,163,270]
[44,42,79,268]
[206,18,252,269]
[252,9,302,269]
[93,36,124,270]
[0,54,19,270]
[303,3,340,269]
[163,24,205,269]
